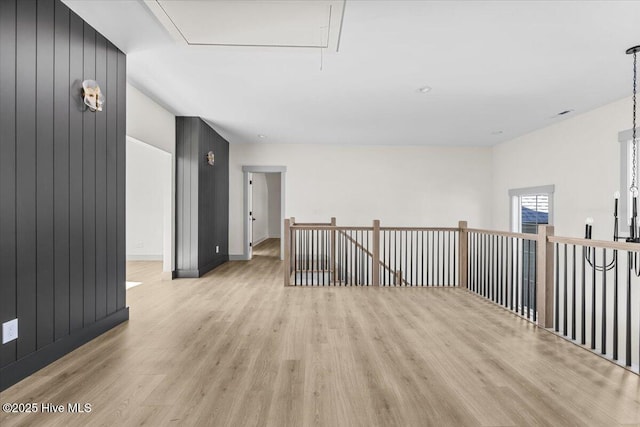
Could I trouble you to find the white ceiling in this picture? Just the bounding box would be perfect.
[144,0,345,50]
[63,0,640,147]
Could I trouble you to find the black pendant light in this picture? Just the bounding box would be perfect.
[582,45,640,274]
[625,45,640,243]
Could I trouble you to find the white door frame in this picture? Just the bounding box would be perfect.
[508,184,555,232]
[242,165,287,260]
[247,172,254,259]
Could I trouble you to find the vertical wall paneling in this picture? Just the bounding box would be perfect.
[198,125,209,265]
[53,0,70,341]
[36,0,56,349]
[105,43,118,315]
[94,33,108,320]
[175,117,229,277]
[116,51,126,309]
[82,23,96,326]
[215,135,229,259]
[68,11,84,332]
[176,117,195,275]
[175,119,181,268]
[189,119,199,270]
[0,0,18,366]
[175,118,184,269]
[0,0,128,391]
[16,0,38,359]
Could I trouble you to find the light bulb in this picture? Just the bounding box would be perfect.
[614,191,621,199]
[631,186,639,197]
[585,217,594,225]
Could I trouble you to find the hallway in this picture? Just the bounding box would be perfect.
[252,238,281,260]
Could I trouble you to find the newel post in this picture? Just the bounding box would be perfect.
[458,221,468,288]
[536,224,555,328]
[284,218,291,286]
[372,220,380,286]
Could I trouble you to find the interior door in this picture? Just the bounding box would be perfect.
[248,173,253,259]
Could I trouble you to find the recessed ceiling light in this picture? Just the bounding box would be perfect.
[417,86,432,93]
[258,134,266,139]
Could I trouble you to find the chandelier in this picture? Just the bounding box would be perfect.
[583,45,640,272]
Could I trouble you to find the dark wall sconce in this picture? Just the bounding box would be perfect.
[82,80,104,112]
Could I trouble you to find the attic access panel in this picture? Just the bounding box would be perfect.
[145,0,345,51]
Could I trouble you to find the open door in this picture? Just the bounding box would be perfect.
[247,172,253,259]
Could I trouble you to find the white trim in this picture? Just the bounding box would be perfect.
[142,1,188,45]
[253,236,268,246]
[618,128,638,232]
[508,184,555,197]
[618,127,639,143]
[242,166,287,261]
[242,165,287,173]
[141,1,345,51]
[244,171,252,260]
[229,254,250,261]
[126,255,163,261]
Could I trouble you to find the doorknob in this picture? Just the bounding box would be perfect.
[252,217,257,221]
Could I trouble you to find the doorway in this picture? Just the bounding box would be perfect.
[242,166,286,260]
[509,185,554,313]
[125,136,173,283]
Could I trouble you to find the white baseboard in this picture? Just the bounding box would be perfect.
[126,255,163,261]
[160,271,175,281]
[253,236,268,246]
[229,254,250,261]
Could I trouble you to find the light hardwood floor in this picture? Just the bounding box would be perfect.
[2,238,640,426]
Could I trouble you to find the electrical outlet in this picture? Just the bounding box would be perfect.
[135,241,144,248]
[216,245,219,253]
[2,318,18,344]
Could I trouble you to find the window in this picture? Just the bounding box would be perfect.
[619,129,637,232]
[509,185,554,314]
[509,185,554,233]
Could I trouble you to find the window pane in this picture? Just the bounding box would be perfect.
[521,194,548,233]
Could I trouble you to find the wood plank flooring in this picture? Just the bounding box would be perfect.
[2,238,640,426]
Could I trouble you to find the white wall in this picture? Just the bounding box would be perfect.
[251,173,269,244]
[126,83,176,273]
[126,138,170,259]
[230,144,493,256]
[266,173,281,238]
[127,84,175,153]
[492,97,631,239]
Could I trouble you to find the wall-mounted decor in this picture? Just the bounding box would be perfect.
[206,150,215,166]
[82,79,104,112]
